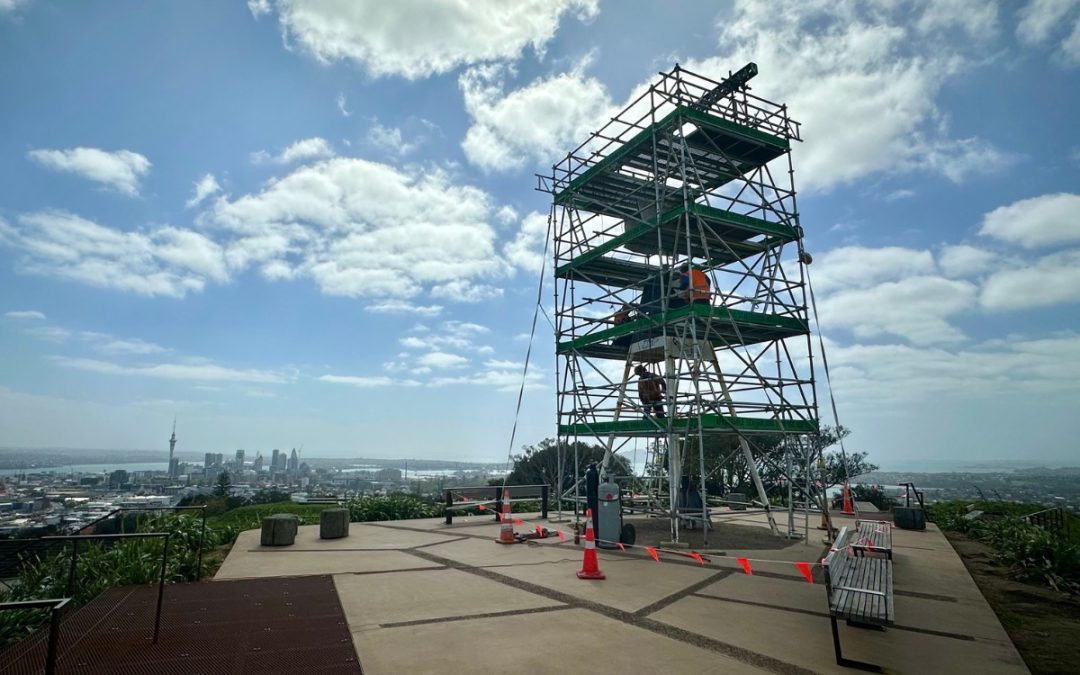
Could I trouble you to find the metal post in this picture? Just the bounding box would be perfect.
[493,486,502,522]
[44,603,64,675]
[66,539,79,597]
[444,489,453,525]
[540,485,549,519]
[197,509,206,582]
[153,534,170,644]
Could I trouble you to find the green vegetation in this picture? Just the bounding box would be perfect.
[0,493,442,649]
[930,500,1080,594]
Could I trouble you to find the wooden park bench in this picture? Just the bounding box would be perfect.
[822,526,895,672]
[854,519,893,560]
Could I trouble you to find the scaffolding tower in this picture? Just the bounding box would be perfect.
[538,64,820,544]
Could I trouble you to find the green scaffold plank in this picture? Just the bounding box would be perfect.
[554,203,797,282]
[559,415,819,436]
[556,301,808,354]
[553,106,790,205]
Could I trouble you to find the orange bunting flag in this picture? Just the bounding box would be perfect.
[616,542,626,551]
[690,552,705,566]
[462,496,469,501]
[646,547,660,563]
[556,530,566,542]
[794,562,814,584]
[514,518,523,527]
[478,503,486,511]
[736,557,753,575]
[536,525,544,536]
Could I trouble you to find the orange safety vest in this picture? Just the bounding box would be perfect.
[684,268,710,302]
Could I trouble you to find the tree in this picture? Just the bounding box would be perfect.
[502,438,632,495]
[693,425,876,499]
[213,471,231,497]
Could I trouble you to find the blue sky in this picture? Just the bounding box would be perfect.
[1,1,1078,467]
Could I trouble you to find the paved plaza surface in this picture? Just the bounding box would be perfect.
[216,510,1030,674]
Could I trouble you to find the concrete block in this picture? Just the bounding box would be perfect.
[320,508,350,539]
[260,513,299,546]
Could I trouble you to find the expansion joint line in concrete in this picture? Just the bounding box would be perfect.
[379,604,571,629]
[689,593,977,643]
[404,548,815,675]
[633,569,734,617]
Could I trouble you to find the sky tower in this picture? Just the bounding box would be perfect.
[168,418,178,479]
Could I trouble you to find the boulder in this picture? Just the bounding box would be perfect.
[320,508,350,540]
[261,513,299,546]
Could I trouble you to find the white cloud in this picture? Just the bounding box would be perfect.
[460,64,614,171]
[430,367,545,392]
[185,173,222,209]
[4,310,45,320]
[417,351,469,369]
[365,119,435,156]
[0,0,30,14]
[0,210,228,298]
[1017,0,1080,65]
[812,246,937,293]
[254,0,598,79]
[818,275,977,345]
[503,211,550,274]
[979,192,1080,248]
[251,137,335,165]
[827,333,1080,406]
[981,249,1080,310]
[246,0,271,18]
[430,279,503,303]
[938,245,998,278]
[885,189,916,201]
[365,300,444,316]
[97,338,168,356]
[27,147,151,196]
[51,356,290,383]
[684,0,1009,192]
[318,374,400,387]
[336,92,352,117]
[204,157,507,299]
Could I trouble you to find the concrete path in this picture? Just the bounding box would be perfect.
[216,511,1029,674]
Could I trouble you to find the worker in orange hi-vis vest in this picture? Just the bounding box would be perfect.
[678,263,711,305]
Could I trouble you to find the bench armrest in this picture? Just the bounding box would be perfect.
[833,586,886,597]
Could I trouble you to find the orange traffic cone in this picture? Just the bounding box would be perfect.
[841,482,855,515]
[495,488,517,545]
[576,508,606,580]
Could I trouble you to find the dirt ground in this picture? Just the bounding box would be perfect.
[947,532,1080,675]
[622,515,804,552]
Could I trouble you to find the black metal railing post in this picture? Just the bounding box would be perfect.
[66,538,79,597]
[154,533,170,644]
[197,509,206,581]
[0,598,72,675]
[44,598,70,675]
[541,484,549,519]
[445,489,454,525]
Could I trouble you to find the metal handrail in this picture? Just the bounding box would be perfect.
[42,532,171,644]
[0,597,71,675]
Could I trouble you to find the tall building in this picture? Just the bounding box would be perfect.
[271,449,280,472]
[235,449,245,470]
[168,419,177,479]
[204,452,215,469]
[253,453,264,472]
[287,448,299,474]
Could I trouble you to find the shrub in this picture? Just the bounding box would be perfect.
[345,494,441,522]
